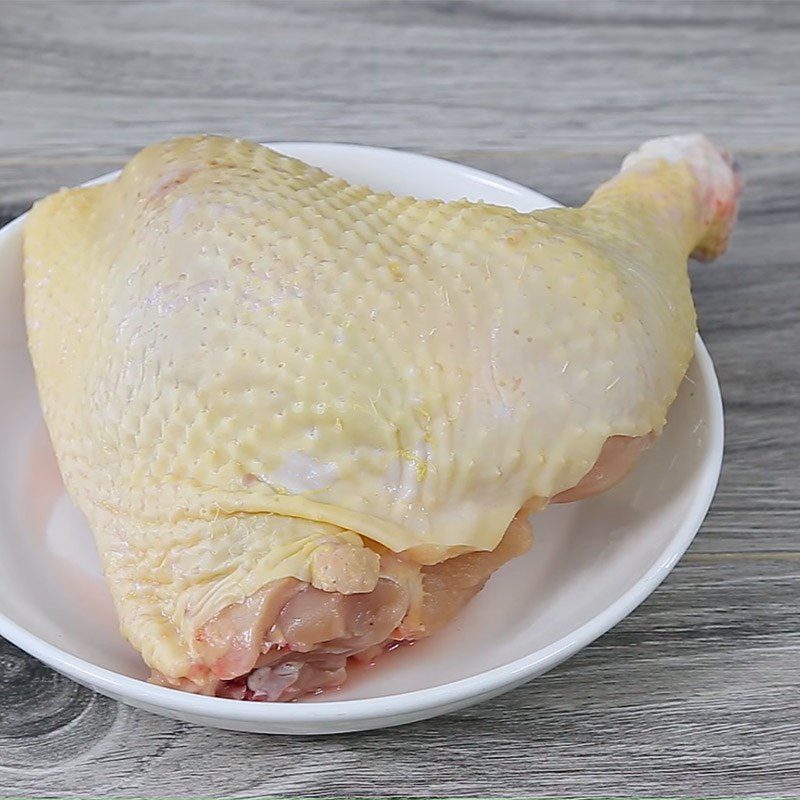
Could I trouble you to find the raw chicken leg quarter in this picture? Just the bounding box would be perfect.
[23,133,741,700]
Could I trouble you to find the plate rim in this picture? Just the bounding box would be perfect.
[0,141,724,726]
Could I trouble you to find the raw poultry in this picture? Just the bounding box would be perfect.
[24,133,740,699]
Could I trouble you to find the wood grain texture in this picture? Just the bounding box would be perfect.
[0,1,798,797]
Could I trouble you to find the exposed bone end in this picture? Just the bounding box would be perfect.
[621,133,742,260]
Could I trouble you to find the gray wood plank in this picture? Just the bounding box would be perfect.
[1,557,798,798]
[1,1,798,797]
[0,0,797,166]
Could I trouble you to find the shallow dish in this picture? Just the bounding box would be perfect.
[0,143,723,734]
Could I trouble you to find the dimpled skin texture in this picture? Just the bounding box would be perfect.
[24,135,721,677]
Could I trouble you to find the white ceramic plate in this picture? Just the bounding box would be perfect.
[0,143,723,735]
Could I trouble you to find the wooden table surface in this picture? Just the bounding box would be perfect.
[1,1,798,797]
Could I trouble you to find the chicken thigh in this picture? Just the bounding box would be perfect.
[23,133,740,699]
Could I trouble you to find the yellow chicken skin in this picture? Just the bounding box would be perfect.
[24,134,740,699]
